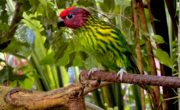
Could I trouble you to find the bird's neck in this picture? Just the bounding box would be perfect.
[85,16,108,27]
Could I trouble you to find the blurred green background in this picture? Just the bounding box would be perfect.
[0,0,179,110]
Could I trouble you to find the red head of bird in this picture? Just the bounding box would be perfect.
[57,7,90,29]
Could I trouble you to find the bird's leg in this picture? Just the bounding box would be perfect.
[117,68,127,81]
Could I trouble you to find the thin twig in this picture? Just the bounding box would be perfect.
[0,1,23,45]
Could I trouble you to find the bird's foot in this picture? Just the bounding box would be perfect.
[88,67,100,77]
[117,68,127,81]
[87,68,101,87]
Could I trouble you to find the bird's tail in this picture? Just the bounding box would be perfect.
[127,52,140,74]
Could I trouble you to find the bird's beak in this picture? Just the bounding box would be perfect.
[57,18,65,28]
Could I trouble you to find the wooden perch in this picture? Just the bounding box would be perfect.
[3,70,180,110]
[80,70,180,88]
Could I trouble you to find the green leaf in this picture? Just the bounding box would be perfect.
[72,52,84,66]
[99,0,115,12]
[58,52,71,66]
[0,65,34,88]
[152,35,165,44]
[51,29,70,60]
[0,21,9,32]
[38,0,47,8]
[22,12,44,32]
[18,74,34,89]
[28,0,40,10]
[5,39,32,58]
[77,0,95,7]
[153,48,173,68]
[0,0,8,23]
[60,66,69,86]
[0,66,12,83]
[40,52,55,65]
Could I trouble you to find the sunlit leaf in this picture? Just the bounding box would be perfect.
[60,66,69,86]
[40,52,55,65]
[153,48,173,68]
[152,35,165,44]
[38,0,47,8]
[5,39,32,58]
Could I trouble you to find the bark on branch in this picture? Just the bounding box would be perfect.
[3,70,180,109]
[5,84,85,110]
[3,82,107,110]
[80,70,180,88]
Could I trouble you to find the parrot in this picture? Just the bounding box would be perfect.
[57,6,142,110]
[57,6,139,73]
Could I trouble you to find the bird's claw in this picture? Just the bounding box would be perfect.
[88,68,100,78]
[87,68,101,87]
[117,68,127,81]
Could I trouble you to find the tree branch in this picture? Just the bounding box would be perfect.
[4,84,85,110]
[4,70,180,109]
[80,70,180,88]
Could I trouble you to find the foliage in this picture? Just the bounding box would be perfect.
[0,0,178,109]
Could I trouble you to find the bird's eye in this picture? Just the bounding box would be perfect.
[66,14,73,19]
